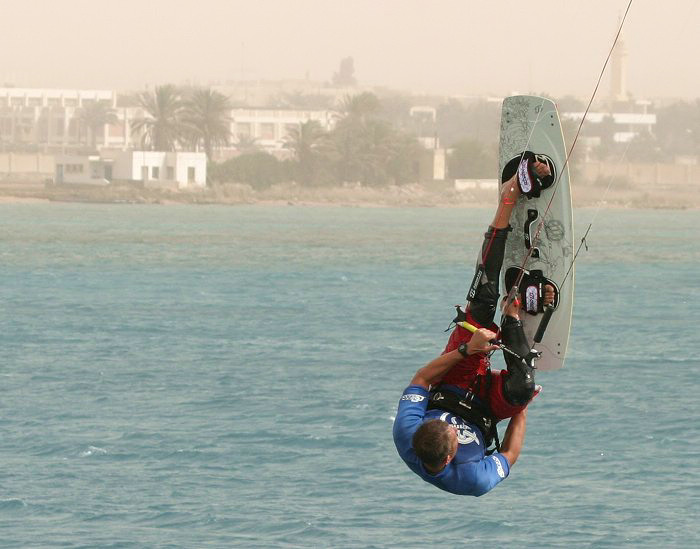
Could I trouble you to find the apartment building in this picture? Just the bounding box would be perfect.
[229,107,335,150]
[0,88,118,149]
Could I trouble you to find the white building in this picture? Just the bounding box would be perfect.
[562,111,657,143]
[229,107,335,150]
[2,87,342,157]
[54,154,110,185]
[0,87,118,149]
[55,151,206,188]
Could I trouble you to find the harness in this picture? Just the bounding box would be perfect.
[427,388,501,455]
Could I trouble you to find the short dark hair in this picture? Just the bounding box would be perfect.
[412,419,455,469]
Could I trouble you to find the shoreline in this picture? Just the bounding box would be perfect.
[0,181,698,209]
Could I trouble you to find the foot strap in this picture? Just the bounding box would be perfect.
[501,151,556,199]
[504,267,559,315]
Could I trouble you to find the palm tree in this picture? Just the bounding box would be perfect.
[77,102,118,150]
[182,88,232,160]
[337,92,380,122]
[284,120,325,184]
[130,85,183,151]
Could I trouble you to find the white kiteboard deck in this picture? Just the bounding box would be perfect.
[499,95,574,371]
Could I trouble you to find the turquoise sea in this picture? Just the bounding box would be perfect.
[0,203,698,548]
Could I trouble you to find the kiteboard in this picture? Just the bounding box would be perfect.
[499,95,574,371]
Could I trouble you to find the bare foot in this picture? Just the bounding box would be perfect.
[503,159,550,205]
[532,160,551,179]
[543,284,556,306]
[501,284,555,319]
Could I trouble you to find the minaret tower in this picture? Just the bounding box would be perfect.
[610,24,628,102]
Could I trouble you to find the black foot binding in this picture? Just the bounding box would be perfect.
[504,267,559,316]
[501,151,556,199]
[501,315,538,406]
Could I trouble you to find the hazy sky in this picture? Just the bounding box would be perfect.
[2,0,698,99]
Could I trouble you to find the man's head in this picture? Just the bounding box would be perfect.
[412,419,458,472]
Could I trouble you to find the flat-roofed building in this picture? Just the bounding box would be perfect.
[0,87,120,150]
[562,111,656,143]
[54,154,110,185]
[55,150,206,188]
[230,107,335,151]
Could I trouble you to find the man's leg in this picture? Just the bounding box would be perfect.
[486,285,554,419]
[500,314,537,405]
[467,177,520,327]
[439,177,522,389]
[484,315,537,420]
[440,161,550,389]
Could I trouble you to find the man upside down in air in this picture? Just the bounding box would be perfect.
[393,155,556,496]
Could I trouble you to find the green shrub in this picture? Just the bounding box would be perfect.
[209,153,286,189]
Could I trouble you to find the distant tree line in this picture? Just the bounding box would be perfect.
[36,82,700,186]
[210,92,422,188]
[67,85,232,161]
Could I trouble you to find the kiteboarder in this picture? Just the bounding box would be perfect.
[393,157,555,496]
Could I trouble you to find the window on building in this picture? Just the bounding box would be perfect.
[166,166,175,180]
[108,123,124,138]
[285,124,298,137]
[236,122,251,137]
[38,118,49,141]
[151,166,159,179]
[259,123,275,140]
[187,166,195,183]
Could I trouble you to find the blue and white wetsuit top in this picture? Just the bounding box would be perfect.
[393,385,510,496]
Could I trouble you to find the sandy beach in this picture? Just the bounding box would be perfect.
[0,180,698,209]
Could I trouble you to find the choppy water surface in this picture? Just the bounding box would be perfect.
[0,203,698,548]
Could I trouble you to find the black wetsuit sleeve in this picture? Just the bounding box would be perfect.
[468,226,510,327]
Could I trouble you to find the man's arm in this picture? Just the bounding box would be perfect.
[499,408,527,467]
[409,328,499,389]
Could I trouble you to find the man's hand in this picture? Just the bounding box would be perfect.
[467,328,500,355]
[409,329,498,388]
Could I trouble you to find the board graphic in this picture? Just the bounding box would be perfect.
[499,95,574,371]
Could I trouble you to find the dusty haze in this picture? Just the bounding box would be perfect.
[1,0,697,98]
